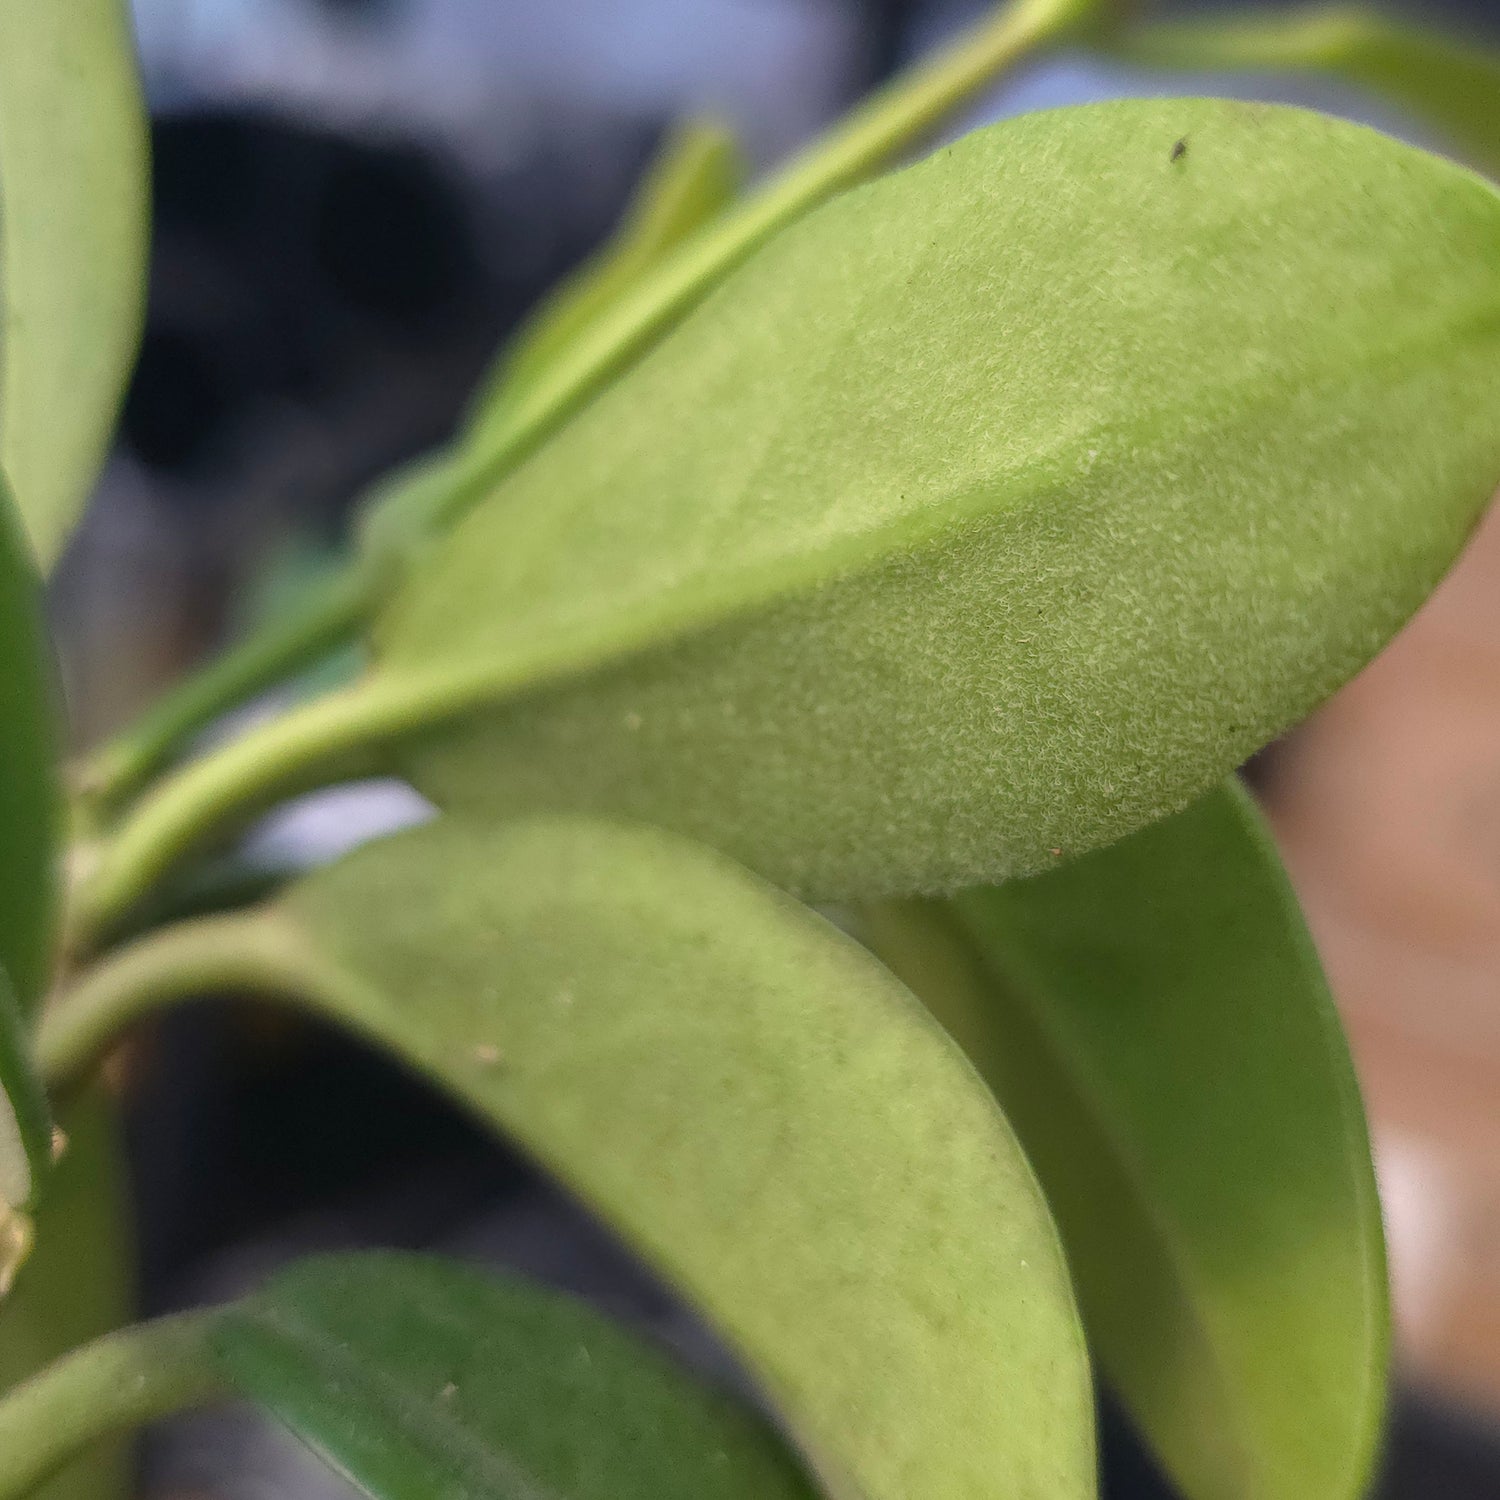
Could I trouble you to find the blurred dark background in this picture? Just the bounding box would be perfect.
[46,1,1500,1494]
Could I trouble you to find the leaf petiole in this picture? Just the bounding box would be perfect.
[0,1310,226,1500]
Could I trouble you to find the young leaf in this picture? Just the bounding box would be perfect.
[53,818,1093,1498]
[859,780,1388,1500]
[363,98,1500,902]
[0,0,149,566]
[0,1087,136,1500]
[467,120,744,435]
[215,1253,816,1500]
[1113,8,1500,178]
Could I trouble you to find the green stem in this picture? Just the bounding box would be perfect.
[0,1311,228,1500]
[38,910,329,1085]
[75,560,378,817]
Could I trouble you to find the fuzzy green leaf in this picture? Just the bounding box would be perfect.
[0,1087,135,1500]
[860,780,1389,1500]
[1113,8,1500,178]
[0,0,149,566]
[370,98,1500,901]
[248,816,1092,1500]
[215,1252,816,1500]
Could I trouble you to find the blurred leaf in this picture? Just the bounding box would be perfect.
[0,484,57,1013]
[0,479,57,1223]
[1113,7,1500,178]
[0,1086,135,1500]
[367,99,1500,901]
[469,119,743,434]
[216,1252,815,1500]
[248,816,1093,1500]
[860,779,1389,1500]
[0,0,149,567]
[0,967,50,1237]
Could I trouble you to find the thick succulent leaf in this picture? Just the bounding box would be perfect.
[253,816,1093,1500]
[0,1087,135,1500]
[0,0,149,566]
[1114,9,1500,178]
[215,1252,816,1500]
[467,119,743,435]
[372,98,1500,901]
[859,780,1388,1500]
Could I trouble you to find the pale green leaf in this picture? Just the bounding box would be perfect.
[0,0,149,566]
[0,1087,135,1500]
[1113,8,1500,178]
[367,98,1500,902]
[216,1253,817,1500]
[243,816,1093,1500]
[859,779,1389,1500]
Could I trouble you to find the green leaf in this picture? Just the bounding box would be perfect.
[0,480,58,1223]
[0,1086,136,1500]
[467,119,743,435]
[0,485,57,1012]
[242,816,1092,1500]
[367,98,1500,902]
[859,779,1389,1500]
[1112,8,1500,179]
[215,1252,816,1500]
[0,0,150,566]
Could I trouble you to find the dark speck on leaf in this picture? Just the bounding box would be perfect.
[1170,137,1189,163]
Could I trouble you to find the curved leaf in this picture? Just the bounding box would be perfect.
[1113,8,1500,178]
[242,817,1093,1500]
[216,1253,816,1500]
[0,0,150,566]
[0,482,57,1223]
[0,1086,135,1500]
[0,486,56,1012]
[371,98,1500,901]
[859,780,1388,1500]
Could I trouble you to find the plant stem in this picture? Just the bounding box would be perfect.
[70,0,1105,828]
[75,559,378,817]
[37,910,331,1085]
[0,1311,228,1500]
[413,0,1108,543]
[64,677,426,957]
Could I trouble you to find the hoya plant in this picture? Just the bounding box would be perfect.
[3,1,1500,1496]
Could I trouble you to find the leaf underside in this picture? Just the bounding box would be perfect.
[373,98,1500,901]
[862,780,1389,1500]
[256,815,1094,1500]
[215,1253,816,1500]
